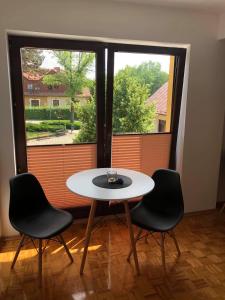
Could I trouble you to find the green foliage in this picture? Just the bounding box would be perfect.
[116,62,168,96]
[21,48,44,72]
[73,61,161,141]
[26,123,65,133]
[74,99,96,143]
[42,51,95,127]
[42,51,95,100]
[113,70,156,133]
[41,120,81,130]
[25,106,76,120]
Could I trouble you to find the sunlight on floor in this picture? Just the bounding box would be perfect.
[0,249,37,263]
[72,290,94,300]
[71,245,102,254]
[50,236,78,254]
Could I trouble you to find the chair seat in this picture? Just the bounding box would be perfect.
[11,207,73,239]
[131,202,183,232]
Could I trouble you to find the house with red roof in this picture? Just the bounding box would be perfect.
[22,68,91,107]
[146,82,169,132]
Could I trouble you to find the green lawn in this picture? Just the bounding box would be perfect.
[26,131,52,140]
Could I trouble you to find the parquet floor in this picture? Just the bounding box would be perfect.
[1,211,225,300]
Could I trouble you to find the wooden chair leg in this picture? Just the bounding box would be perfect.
[59,234,73,263]
[160,233,166,272]
[38,239,42,288]
[170,230,181,256]
[127,228,142,262]
[124,201,140,275]
[11,234,26,269]
[80,200,97,275]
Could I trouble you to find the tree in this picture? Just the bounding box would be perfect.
[113,69,156,133]
[21,48,44,72]
[117,62,168,96]
[42,51,95,129]
[74,98,96,143]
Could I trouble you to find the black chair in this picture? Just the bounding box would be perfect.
[9,173,74,286]
[128,169,184,270]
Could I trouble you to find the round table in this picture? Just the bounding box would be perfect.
[67,168,155,275]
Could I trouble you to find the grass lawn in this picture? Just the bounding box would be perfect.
[26,131,52,140]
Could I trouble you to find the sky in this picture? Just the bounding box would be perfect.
[41,50,171,78]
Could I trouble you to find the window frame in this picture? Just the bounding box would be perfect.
[8,35,106,173]
[8,35,186,218]
[105,44,186,169]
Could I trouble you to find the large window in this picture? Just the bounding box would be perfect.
[9,36,186,216]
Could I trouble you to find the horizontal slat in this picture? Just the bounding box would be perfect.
[27,134,171,210]
[112,134,171,175]
[27,144,96,208]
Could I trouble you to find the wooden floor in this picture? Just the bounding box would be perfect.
[1,211,225,300]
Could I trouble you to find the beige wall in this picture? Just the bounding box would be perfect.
[218,13,225,39]
[0,0,225,236]
[24,96,69,107]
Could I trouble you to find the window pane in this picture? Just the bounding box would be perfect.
[21,48,96,146]
[113,52,174,134]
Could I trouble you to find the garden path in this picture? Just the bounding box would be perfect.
[27,131,78,146]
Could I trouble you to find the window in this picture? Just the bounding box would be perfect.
[27,84,33,90]
[158,120,166,132]
[52,99,60,106]
[30,99,40,107]
[9,35,186,214]
[112,52,173,135]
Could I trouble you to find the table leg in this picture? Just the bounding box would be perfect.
[124,200,140,275]
[80,200,97,275]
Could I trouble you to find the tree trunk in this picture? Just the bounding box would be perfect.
[70,99,75,132]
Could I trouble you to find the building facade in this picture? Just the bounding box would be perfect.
[23,68,91,107]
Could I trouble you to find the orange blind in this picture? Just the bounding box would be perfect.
[112,134,171,175]
[27,144,96,208]
[27,134,171,209]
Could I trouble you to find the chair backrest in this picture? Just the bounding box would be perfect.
[9,173,51,223]
[143,169,184,216]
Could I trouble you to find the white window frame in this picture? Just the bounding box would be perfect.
[30,98,40,107]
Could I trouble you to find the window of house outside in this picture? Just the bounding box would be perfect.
[158,119,166,132]
[30,99,40,107]
[52,99,60,106]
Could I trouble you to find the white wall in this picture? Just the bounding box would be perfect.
[0,0,225,236]
[218,13,225,39]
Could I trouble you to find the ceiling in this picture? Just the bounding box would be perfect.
[113,0,225,13]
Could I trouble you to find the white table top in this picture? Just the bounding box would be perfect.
[66,168,155,202]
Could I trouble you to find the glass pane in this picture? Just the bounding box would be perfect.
[20,47,97,208]
[20,48,96,146]
[113,52,174,134]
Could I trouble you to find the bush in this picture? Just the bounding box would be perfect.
[41,120,81,130]
[25,106,77,120]
[26,123,65,132]
[74,100,96,143]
